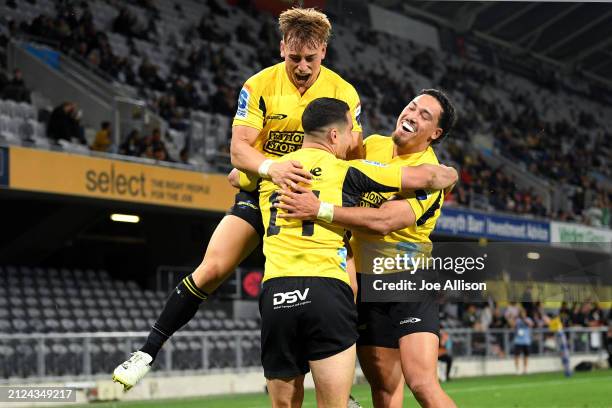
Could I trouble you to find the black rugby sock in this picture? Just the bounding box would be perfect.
[140,275,208,361]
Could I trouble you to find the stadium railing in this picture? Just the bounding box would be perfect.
[0,330,261,382]
[0,327,606,382]
[446,326,608,358]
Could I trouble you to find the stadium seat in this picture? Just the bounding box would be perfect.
[26,307,41,318]
[61,318,76,332]
[76,318,93,332]
[28,318,45,333]
[91,318,105,331]
[44,318,60,332]
[0,320,11,332]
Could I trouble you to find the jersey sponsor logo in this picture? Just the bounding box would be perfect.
[310,167,322,177]
[361,159,386,167]
[265,114,287,120]
[263,131,304,156]
[355,103,362,126]
[273,288,310,306]
[399,317,422,324]
[359,191,387,208]
[236,87,250,118]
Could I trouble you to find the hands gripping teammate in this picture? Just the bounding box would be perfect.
[112,8,364,391]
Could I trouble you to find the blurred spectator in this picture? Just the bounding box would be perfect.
[153,145,173,162]
[179,147,193,165]
[438,330,453,382]
[511,308,534,375]
[587,302,605,327]
[462,304,479,329]
[119,129,143,156]
[150,128,165,150]
[2,68,31,102]
[504,301,520,323]
[90,121,113,152]
[46,102,85,144]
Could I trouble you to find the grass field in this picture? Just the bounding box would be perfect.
[62,370,612,408]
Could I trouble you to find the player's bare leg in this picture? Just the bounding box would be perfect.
[399,333,456,408]
[309,344,356,408]
[357,346,404,408]
[266,375,305,408]
[113,215,259,390]
[191,215,260,291]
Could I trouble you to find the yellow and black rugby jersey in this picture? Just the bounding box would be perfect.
[259,148,402,286]
[232,62,362,158]
[351,135,445,273]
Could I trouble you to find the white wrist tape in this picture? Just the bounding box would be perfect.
[317,202,334,223]
[258,159,274,178]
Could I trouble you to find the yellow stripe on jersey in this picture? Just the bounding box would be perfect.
[352,135,445,273]
[259,148,402,286]
[232,62,362,158]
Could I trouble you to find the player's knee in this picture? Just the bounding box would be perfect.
[369,377,399,396]
[192,260,225,288]
[406,377,440,401]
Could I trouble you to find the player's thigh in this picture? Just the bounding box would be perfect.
[357,345,403,395]
[398,332,440,386]
[309,344,356,408]
[267,375,305,408]
[193,214,260,291]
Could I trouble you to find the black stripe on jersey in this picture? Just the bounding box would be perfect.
[342,167,398,207]
[259,96,267,118]
[416,191,442,226]
[415,190,428,200]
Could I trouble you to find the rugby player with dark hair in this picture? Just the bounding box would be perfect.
[277,89,459,408]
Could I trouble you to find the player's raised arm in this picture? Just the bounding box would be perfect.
[400,163,457,191]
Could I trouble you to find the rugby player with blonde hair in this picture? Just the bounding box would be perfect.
[113,7,364,393]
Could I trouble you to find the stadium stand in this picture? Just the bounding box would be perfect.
[0,265,261,378]
[0,0,609,228]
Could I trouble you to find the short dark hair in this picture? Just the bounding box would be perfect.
[302,97,350,136]
[419,89,456,144]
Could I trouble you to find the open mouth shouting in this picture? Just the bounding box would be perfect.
[294,72,311,83]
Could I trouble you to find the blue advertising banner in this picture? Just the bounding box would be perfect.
[24,44,60,70]
[0,146,8,187]
[436,207,550,242]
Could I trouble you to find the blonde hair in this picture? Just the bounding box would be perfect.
[278,8,331,49]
